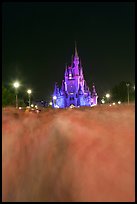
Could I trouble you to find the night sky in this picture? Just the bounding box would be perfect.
[2,2,135,101]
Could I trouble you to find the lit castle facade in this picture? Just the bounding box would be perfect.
[52,45,98,108]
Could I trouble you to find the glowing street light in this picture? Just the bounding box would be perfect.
[27,89,32,108]
[13,81,20,109]
[112,102,115,105]
[106,93,110,98]
[101,99,105,104]
[118,101,121,104]
[49,102,52,106]
[105,93,110,104]
[13,81,20,88]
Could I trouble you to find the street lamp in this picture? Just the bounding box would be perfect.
[106,93,110,104]
[118,101,121,104]
[13,81,20,109]
[27,89,32,108]
[49,102,52,106]
[126,83,130,104]
[106,93,110,98]
[101,99,105,104]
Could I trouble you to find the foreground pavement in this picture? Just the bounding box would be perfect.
[2,104,135,202]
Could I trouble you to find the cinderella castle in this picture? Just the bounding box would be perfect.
[52,44,98,108]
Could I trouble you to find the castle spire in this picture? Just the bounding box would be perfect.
[75,41,78,57]
[71,55,73,66]
[92,83,97,94]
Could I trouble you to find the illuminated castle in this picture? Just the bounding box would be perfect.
[52,44,98,108]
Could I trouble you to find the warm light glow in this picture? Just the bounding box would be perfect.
[109,104,112,106]
[49,102,52,105]
[53,96,57,100]
[101,99,105,104]
[13,81,20,88]
[70,104,75,109]
[19,107,22,110]
[126,83,129,87]
[118,101,121,104]
[55,105,59,108]
[35,105,38,109]
[31,104,34,107]
[27,89,32,94]
[106,93,110,98]
[112,102,115,105]
[133,85,135,90]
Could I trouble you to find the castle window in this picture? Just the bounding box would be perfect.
[70,97,74,101]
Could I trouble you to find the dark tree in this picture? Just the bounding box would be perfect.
[111,81,135,103]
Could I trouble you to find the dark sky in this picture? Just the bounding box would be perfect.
[2,2,135,100]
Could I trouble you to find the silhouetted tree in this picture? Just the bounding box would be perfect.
[2,84,26,107]
[2,85,15,107]
[111,81,135,103]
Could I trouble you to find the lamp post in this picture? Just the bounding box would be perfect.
[13,81,20,109]
[126,83,129,104]
[106,93,110,104]
[27,89,32,108]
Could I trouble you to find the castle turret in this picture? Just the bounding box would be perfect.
[61,80,65,92]
[53,82,57,96]
[71,55,74,67]
[65,64,68,76]
[73,42,79,75]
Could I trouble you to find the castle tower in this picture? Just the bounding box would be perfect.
[73,42,79,76]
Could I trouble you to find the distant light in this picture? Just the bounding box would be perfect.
[31,104,34,107]
[53,96,57,100]
[13,81,20,88]
[19,107,22,110]
[112,102,115,105]
[49,102,52,105]
[101,99,105,104]
[126,83,130,87]
[106,93,110,98]
[109,104,112,106]
[35,105,38,109]
[55,105,59,108]
[70,104,75,109]
[27,89,32,94]
[118,101,121,104]
[133,85,135,90]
